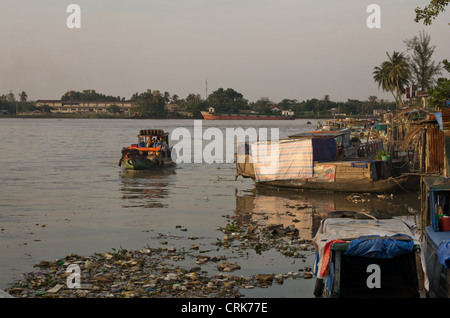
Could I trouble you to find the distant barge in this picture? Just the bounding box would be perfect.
[201,107,295,120]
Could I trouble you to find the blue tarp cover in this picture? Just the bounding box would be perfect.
[438,240,450,267]
[344,234,414,259]
[311,137,336,162]
[434,112,443,131]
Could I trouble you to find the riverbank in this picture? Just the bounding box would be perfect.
[6,215,316,298]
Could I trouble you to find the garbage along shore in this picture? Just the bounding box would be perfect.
[6,216,316,298]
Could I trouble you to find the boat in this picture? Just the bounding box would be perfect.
[420,176,450,298]
[119,129,175,170]
[235,134,418,193]
[200,107,295,120]
[312,211,427,298]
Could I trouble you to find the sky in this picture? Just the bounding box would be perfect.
[0,0,449,103]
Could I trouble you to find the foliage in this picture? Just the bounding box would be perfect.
[61,89,120,101]
[414,0,449,25]
[404,30,441,92]
[428,59,450,108]
[130,89,167,118]
[373,51,411,106]
[207,88,249,113]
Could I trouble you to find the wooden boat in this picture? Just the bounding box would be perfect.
[420,176,450,298]
[257,172,419,193]
[119,129,175,170]
[312,211,426,298]
[235,135,418,193]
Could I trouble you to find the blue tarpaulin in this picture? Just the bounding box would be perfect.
[344,234,414,259]
[438,240,450,267]
[434,112,443,131]
[311,137,336,162]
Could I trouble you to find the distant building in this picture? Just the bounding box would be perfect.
[35,100,133,114]
[270,105,281,112]
[282,110,294,116]
[373,109,387,116]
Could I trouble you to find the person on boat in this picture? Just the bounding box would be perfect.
[138,136,145,148]
[153,137,164,151]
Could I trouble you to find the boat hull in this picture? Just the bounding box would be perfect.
[121,157,175,170]
[201,111,294,120]
[423,227,450,298]
[256,174,419,193]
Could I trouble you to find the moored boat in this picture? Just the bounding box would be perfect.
[312,211,426,298]
[119,129,175,170]
[420,176,450,298]
[235,134,417,193]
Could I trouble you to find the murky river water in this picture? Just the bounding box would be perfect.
[0,118,420,297]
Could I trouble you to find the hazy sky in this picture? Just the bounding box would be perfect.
[1,0,449,103]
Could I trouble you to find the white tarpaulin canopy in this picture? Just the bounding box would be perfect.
[250,139,313,182]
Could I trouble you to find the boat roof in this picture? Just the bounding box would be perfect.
[138,129,168,137]
[289,129,350,139]
[314,217,419,241]
[422,176,450,191]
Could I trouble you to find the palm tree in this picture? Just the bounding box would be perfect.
[18,91,27,103]
[373,65,398,103]
[373,52,410,106]
[383,51,410,105]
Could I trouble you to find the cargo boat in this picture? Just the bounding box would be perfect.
[201,107,294,120]
[119,129,175,170]
[235,134,418,193]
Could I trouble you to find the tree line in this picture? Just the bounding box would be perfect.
[0,87,398,119]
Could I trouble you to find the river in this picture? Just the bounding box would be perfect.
[0,118,420,297]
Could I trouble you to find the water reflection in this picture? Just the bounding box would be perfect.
[119,168,176,209]
[235,186,421,240]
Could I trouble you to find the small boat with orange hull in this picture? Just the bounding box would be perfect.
[119,129,175,170]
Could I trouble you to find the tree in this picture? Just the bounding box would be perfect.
[414,0,449,25]
[107,104,121,114]
[185,93,207,118]
[251,98,273,114]
[18,91,28,103]
[61,89,118,101]
[130,89,167,117]
[404,31,441,92]
[207,88,248,113]
[373,64,398,103]
[429,59,450,108]
[373,52,410,106]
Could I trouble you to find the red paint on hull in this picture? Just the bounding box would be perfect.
[201,112,294,120]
